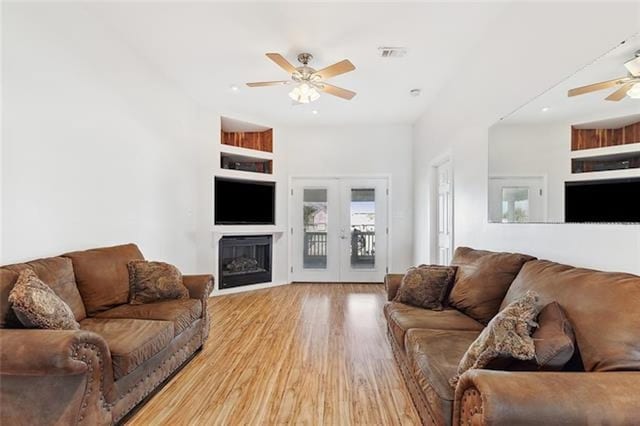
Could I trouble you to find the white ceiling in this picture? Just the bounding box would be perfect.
[87,2,506,126]
[502,32,640,126]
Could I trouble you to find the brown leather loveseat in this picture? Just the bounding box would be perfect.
[384,247,640,425]
[0,243,213,425]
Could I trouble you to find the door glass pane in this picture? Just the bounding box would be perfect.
[350,188,375,269]
[303,189,327,269]
[501,187,529,223]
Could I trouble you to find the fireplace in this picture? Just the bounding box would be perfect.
[218,235,272,289]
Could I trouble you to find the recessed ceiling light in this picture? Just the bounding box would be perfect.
[312,110,319,115]
[410,89,421,97]
[230,85,239,92]
[541,106,550,112]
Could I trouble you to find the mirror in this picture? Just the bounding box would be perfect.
[488,34,640,224]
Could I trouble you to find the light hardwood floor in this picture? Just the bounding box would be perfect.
[126,283,420,425]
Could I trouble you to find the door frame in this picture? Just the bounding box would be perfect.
[288,174,392,283]
[428,152,454,265]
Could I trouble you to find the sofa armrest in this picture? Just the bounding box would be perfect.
[384,274,403,301]
[454,369,640,426]
[0,329,116,424]
[183,274,213,342]
[183,274,213,300]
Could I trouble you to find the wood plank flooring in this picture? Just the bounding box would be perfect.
[126,283,420,425]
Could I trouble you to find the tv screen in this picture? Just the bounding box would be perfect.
[565,177,640,223]
[215,178,275,225]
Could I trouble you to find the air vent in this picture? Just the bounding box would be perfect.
[378,47,407,58]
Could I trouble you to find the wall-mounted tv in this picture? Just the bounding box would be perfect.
[565,177,640,223]
[215,177,275,225]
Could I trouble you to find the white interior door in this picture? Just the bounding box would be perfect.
[291,177,388,282]
[436,161,453,265]
[488,176,545,223]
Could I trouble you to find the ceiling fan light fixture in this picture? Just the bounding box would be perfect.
[288,83,320,104]
[626,83,640,99]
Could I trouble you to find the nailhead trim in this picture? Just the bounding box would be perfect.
[113,331,203,422]
[70,342,112,425]
[387,328,439,425]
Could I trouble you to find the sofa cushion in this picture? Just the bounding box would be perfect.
[384,302,484,351]
[449,247,535,325]
[9,269,80,330]
[405,328,481,426]
[394,265,457,310]
[94,299,202,337]
[531,302,576,370]
[0,268,20,328]
[501,260,640,372]
[451,291,540,387]
[2,257,86,322]
[80,318,174,380]
[63,244,144,315]
[127,260,189,305]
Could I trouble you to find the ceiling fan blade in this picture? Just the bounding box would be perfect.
[624,56,640,77]
[605,82,634,101]
[568,77,629,97]
[313,59,356,80]
[320,83,356,100]
[265,53,297,74]
[246,80,290,87]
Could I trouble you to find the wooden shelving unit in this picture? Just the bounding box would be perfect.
[219,117,275,177]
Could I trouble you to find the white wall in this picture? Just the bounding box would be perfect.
[413,2,640,274]
[285,124,414,272]
[1,3,216,272]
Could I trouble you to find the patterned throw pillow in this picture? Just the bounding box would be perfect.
[8,269,80,330]
[394,265,457,310]
[450,290,540,387]
[127,260,189,305]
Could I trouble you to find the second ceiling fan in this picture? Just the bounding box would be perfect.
[247,52,356,103]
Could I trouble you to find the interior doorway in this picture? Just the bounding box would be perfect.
[435,159,453,265]
[290,177,389,282]
[488,176,546,223]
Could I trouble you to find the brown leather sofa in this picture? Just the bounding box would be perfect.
[385,247,640,426]
[0,244,213,425]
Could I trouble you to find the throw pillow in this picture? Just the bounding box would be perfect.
[448,247,536,324]
[450,290,540,387]
[127,260,189,305]
[394,264,457,310]
[8,269,80,330]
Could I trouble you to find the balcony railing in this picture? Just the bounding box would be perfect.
[303,226,375,269]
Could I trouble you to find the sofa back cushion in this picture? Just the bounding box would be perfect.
[1,257,87,325]
[63,244,144,315]
[449,247,536,324]
[501,260,640,372]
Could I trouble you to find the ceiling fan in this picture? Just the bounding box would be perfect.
[246,52,356,103]
[568,51,640,101]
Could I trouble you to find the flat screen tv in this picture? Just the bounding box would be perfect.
[565,177,640,223]
[215,177,275,225]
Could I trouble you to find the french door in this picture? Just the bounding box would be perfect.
[291,177,388,282]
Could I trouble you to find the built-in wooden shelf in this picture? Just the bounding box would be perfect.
[572,119,640,151]
[221,128,273,153]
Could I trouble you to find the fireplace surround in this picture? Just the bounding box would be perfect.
[218,235,273,289]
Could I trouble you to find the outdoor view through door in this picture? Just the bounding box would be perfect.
[349,189,376,269]
[292,178,388,282]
